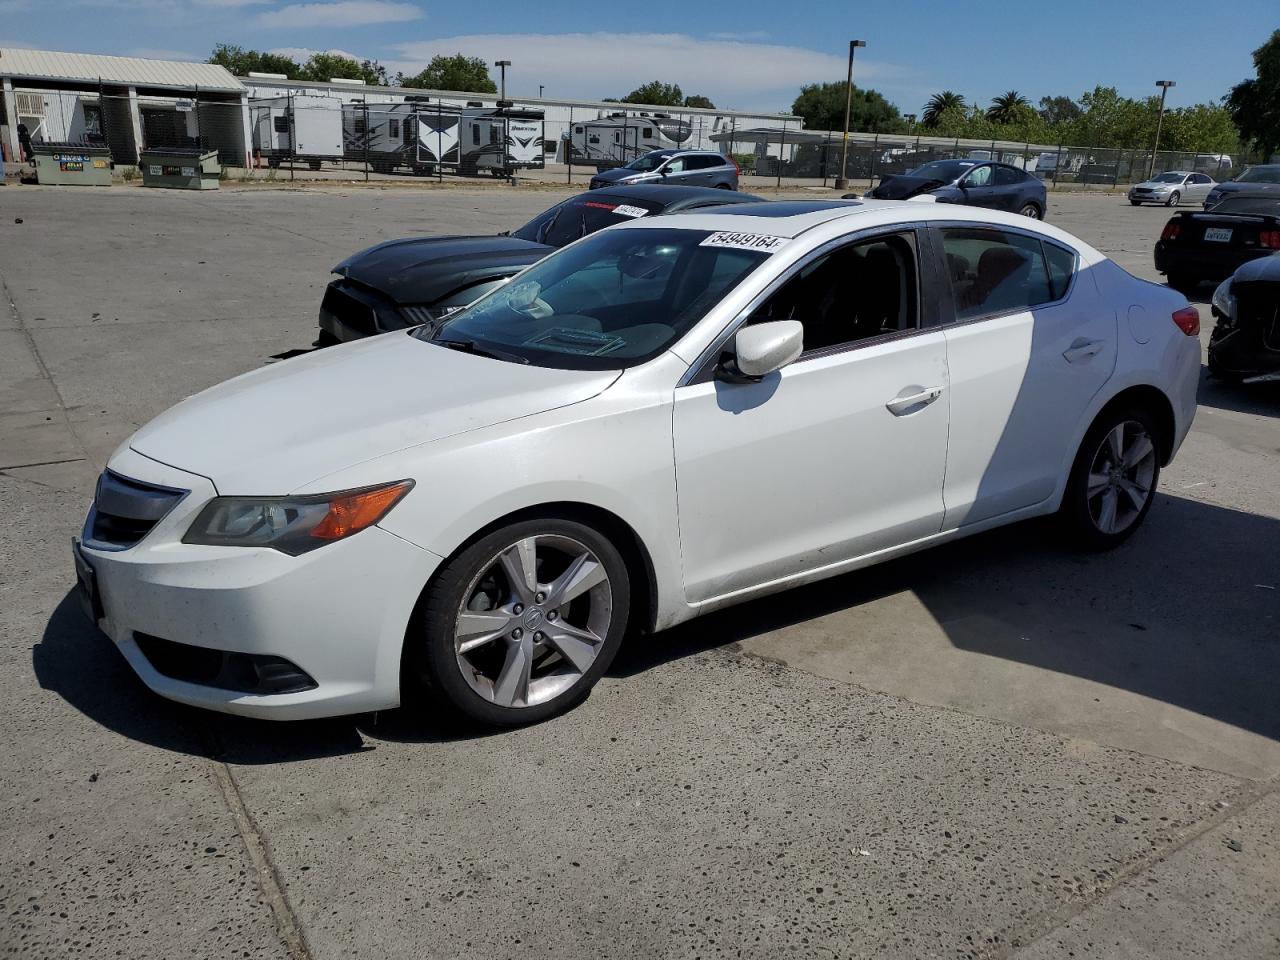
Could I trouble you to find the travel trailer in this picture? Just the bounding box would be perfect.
[568,113,693,168]
[251,96,344,169]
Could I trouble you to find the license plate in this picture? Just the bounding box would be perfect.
[1204,227,1232,243]
[72,539,104,623]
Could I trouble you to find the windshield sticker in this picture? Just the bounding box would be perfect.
[524,327,625,356]
[699,231,790,252]
[612,204,650,219]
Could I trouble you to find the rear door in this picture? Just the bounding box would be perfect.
[993,164,1027,211]
[932,224,1116,529]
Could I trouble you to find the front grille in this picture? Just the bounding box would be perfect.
[134,633,318,695]
[85,471,186,550]
[321,282,379,337]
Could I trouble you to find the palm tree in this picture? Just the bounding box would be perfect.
[922,91,965,127]
[987,90,1031,124]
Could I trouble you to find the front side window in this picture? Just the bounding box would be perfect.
[747,232,919,354]
[963,164,994,187]
[420,228,769,369]
[624,153,667,171]
[941,228,1058,321]
[665,157,686,174]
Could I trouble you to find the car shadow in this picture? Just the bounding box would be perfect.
[1196,364,1280,417]
[613,493,1280,744]
[33,592,505,763]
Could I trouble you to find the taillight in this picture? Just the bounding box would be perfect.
[1172,305,1200,336]
[1260,229,1280,249]
[1160,221,1181,241]
[729,155,740,175]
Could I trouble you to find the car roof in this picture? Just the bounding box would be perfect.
[612,198,1094,252]
[586,183,762,209]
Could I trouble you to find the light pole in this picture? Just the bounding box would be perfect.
[905,113,916,138]
[833,39,866,191]
[494,60,512,106]
[1148,79,1175,178]
[539,84,544,98]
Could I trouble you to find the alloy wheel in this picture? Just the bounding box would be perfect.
[1086,420,1157,535]
[1020,203,1041,219]
[453,534,612,708]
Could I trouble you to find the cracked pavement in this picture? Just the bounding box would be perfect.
[1,183,1277,959]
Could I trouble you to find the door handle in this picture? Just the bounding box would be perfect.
[1063,337,1105,363]
[885,385,943,416]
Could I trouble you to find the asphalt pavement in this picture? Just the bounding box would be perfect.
[1,183,1277,959]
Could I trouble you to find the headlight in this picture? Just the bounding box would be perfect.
[183,480,413,554]
[1211,279,1236,320]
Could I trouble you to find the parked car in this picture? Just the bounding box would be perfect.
[1208,249,1280,382]
[588,150,739,190]
[1154,194,1280,291]
[1128,171,1216,207]
[75,201,1200,726]
[1203,163,1280,210]
[860,160,1047,219]
[317,184,760,343]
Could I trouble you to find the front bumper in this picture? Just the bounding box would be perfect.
[318,278,410,343]
[1129,190,1170,203]
[77,447,442,719]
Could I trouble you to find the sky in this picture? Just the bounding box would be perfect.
[1,0,1272,114]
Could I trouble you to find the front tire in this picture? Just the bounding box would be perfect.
[1129,199,1142,206]
[1165,190,1180,207]
[1061,407,1161,549]
[409,518,631,726]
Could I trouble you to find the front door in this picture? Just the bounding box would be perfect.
[959,163,1001,210]
[673,229,950,604]
[933,224,1117,529]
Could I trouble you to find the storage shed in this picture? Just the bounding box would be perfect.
[0,48,252,169]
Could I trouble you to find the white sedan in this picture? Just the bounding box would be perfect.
[74,201,1201,725]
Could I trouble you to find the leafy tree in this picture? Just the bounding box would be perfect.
[1038,95,1082,125]
[1227,29,1280,158]
[986,90,1031,124]
[683,94,716,110]
[1160,103,1243,154]
[791,81,901,132]
[621,81,685,106]
[208,43,299,78]
[922,91,965,128]
[298,52,388,86]
[398,54,497,93]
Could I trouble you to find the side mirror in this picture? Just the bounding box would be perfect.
[658,166,669,176]
[718,320,804,382]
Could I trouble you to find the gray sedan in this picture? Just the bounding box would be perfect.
[1128,171,1216,207]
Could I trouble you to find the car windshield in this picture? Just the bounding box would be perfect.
[905,160,974,182]
[1237,166,1280,184]
[1213,197,1280,216]
[416,227,771,370]
[510,194,666,248]
[623,153,669,172]
[1151,172,1185,183]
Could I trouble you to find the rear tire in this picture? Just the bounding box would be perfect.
[715,182,733,190]
[1060,406,1161,550]
[1019,202,1043,219]
[407,517,631,727]
[1165,190,1180,207]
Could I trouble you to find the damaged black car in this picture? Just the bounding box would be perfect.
[1208,252,1280,383]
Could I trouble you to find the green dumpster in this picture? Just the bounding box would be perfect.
[139,148,221,190]
[31,143,113,186]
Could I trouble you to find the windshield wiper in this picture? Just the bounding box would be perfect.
[434,337,529,364]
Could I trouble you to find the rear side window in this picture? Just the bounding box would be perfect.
[994,165,1024,185]
[940,228,1054,321]
[1044,242,1076,300]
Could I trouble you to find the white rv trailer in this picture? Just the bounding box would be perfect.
[461,108,545,175]
[340,101,544,175]
[250,96,344,169]
[568,113,693,168]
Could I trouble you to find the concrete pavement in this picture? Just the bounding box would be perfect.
[1,184,1276,959]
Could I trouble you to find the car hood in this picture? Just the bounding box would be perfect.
[127,333,620,495]
[867,175,948,200]
[592,168,650,184]
[1233,253,1280,284]
[1134,179,1175,189]
[333,235,551,304]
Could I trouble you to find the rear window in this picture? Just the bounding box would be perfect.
[510,195,665,247]
[1237,166,1280,185]
[1213,197,1280,216]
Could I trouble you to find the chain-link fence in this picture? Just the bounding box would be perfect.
[4,86,1263,189]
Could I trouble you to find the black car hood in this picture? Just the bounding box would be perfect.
[1233,253,1280,284]
[334,235,552,304]
[867,175,947,200]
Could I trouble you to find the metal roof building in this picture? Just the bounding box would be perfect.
[0,47,251,168]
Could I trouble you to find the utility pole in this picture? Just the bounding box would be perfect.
[539,85,544,98]
[1148,80,1175,178]
[833,40,866,191]
[494,60,512,106]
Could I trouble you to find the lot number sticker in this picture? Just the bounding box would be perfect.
[700,231,789,252]
[612,204,649,219]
